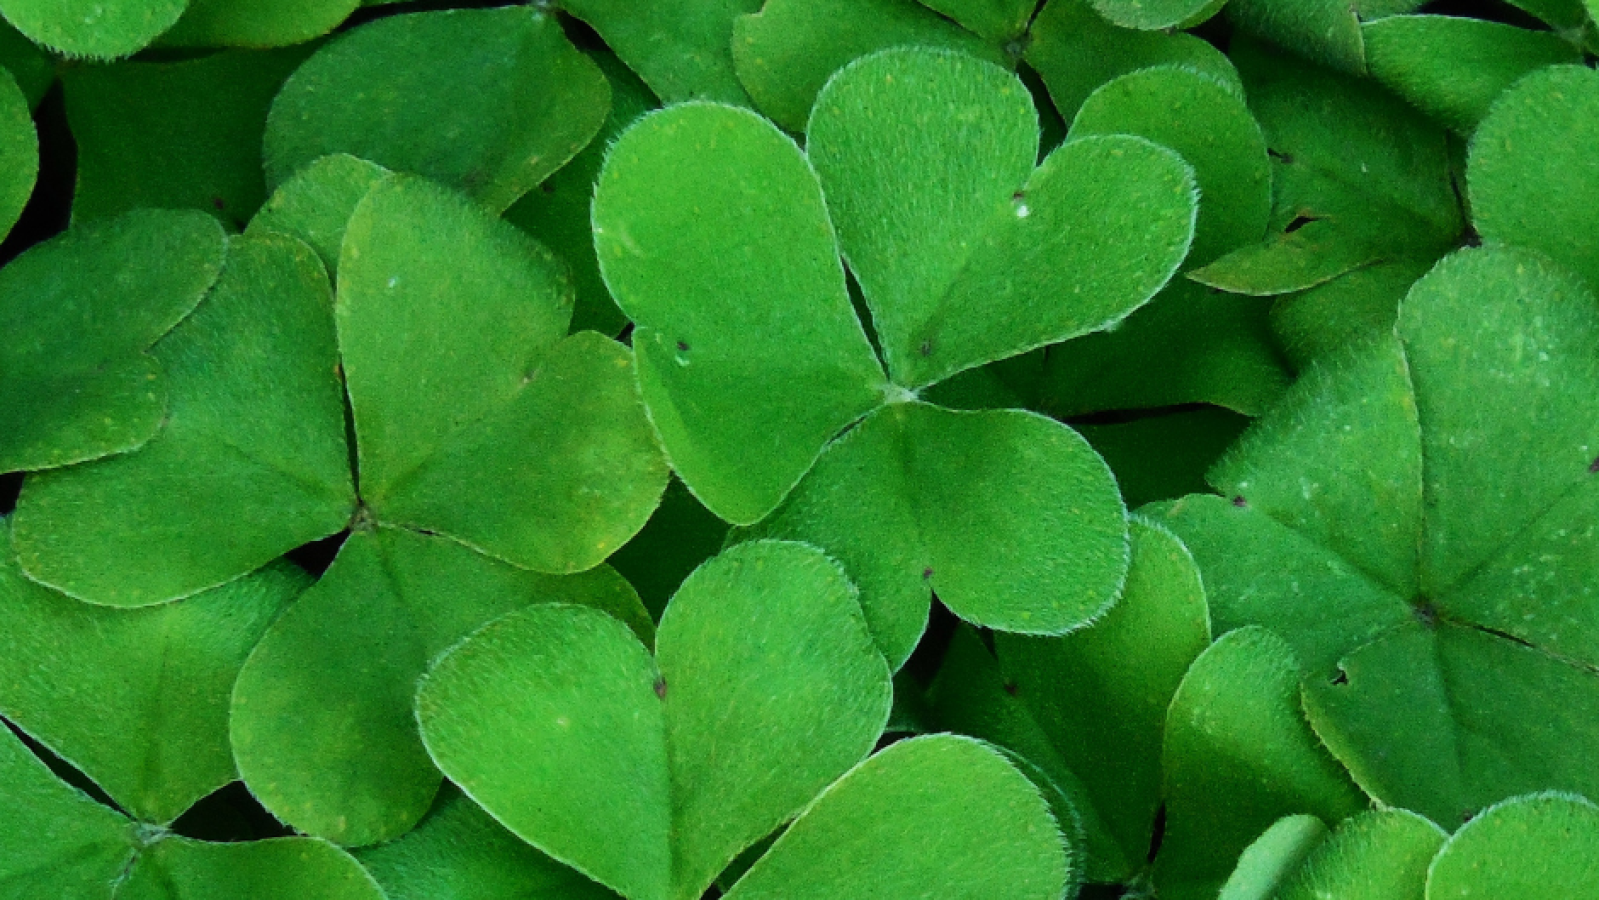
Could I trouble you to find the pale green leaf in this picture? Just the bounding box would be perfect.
[1091,0,1226,31]
[1363,16,1581,133]
[355,787,620,900]
[732,0,1007,133]
[0,66,34,243]
[1218,816,1329,900]
[117,836,385,900]
[1025,0,1239,123]
[557,0,760,105]
[246,153,389,275]
[0,0,186,59]
[157,0,359,48]
[0,724,134,898]
[1274,809,1444,900]
[996,518,1212,883]
[916,0,1034,41]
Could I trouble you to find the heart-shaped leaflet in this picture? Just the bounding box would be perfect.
[417,540,892,900]
[807,48,1199,390]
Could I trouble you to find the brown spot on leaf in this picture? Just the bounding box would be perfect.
[653,676,667,700]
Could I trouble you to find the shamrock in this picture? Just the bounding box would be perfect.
[594,47,1198,664]
[416,540,1072,900]
[1153,246,1599,830]
[12,172,669,844]
[0,723,382,898]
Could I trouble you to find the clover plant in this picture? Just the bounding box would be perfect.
[3,0,1599,897]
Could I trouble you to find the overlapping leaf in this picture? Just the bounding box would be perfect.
[0,66,34,243]
[157,0,360,48]
[265,7,610,213]
[64,47,309,224]
[557,0,760,105]
[0,726,382,899]
[1426,793,1599,896]
[0,0,187,59]
[232,527,650,846]
[0,527,308,823]
[731,0,1006,133]
[1153,627,1367,900]
[0,208,226,474]
[1155,246,1599,826]
[417,541,894,900]
[1468,64,1599,292]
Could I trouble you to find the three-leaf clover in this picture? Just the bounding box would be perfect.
[12,173,669,844]
[1154,245,1599,828]
[594,47,1198,664]
[416,540,1072,900]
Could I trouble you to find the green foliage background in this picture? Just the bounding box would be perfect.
[2,0,1598,897]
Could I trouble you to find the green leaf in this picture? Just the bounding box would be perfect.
[0,724,135,898]
[1218,816,1329,900]
[1426,793,1599,897]
[246,153,390,275]
[0,0,187,59]
[915,0,1033,41]
[1070,65,1269,267]
[996,518,1212,882]
[1091,0,1226,31]
[1303,622,1599,833]
[1363,16,1581,133]
[12,232,354,606]
[593,102,885,525]
[417,541,891,900]
[1272,809,1443,900]
[0,66,34,243]
[1468,65,1599,293]
[0,19,56,107]
[1189,39,1462,303]
[339,176,667,570]
[1224,0,1425,74]
[265,7,610,213]
[157,0,360,48]
[740,402,1129,667]
[1025,0,1240,123]
[0,527,307,824]
[231,527,647,846]
[731,0,1008,133]
[0,208,226,474]
[722,735,1071,899]
[63,47,308,224]
[924,626,1098,876]
[116,836,384,900]
[1157,246,1599,824]
[355,787,620,900]
[505,51,658,337]
[557,0,760,105]
[1154,627,1366,900]
[1269,257,1432,368]
[808,48,1198,389]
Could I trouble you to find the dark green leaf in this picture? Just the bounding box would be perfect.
[13,233,354,606]
[64,47,308,224]
[265,7,610,213]
[0,66,34,243]
[0,208,226,473]
[158,0,359,49]
[116,837,384,900]
[0,724,135,898]
[0,0,186,59]
[557,0,760,105]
